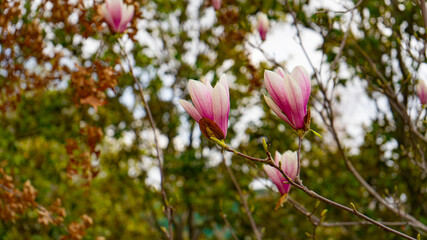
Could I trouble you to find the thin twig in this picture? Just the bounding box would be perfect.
[285,0,427,233]
[221,150,262,240]
[315,0,364,14]
[296,134,303,179]
[221,213,239,240]
[287,196,409,227]
[246,41,281,68]
[118,40,174,239]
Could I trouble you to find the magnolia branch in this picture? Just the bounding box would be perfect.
[221,213,239,240]
[287,196,409,228]
[211,139,418,240]
[221,151,262,240]
[118,42,174,240]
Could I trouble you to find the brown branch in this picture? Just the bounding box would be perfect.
[221,151,262,240]
[221,213,239,240]
[246,41,281,68]
[118,41,174,239]
[218,144,418,240]
[353,42,427,146]
[288,196,409,227]
[330,13,353,73]
[296,134,303,179]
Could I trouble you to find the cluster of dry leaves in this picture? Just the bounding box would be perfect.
[71,61,118,111]
[0,0,142,237]
[0,169,100,239]
[0,0,143,112]
[65,126,104,186]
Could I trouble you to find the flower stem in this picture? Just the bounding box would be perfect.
[296,133,303,179]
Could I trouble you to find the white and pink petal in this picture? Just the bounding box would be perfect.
[291,66,311,105]
[179,99,202,122]
[188,80,214,120]
[212,83,229,137]
[264,95,295,129]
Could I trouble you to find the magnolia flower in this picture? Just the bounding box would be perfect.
[180,75,230,140]
[257,13,269,41]
[264,151,298,196]
[416,80,427,105]
[101,0,134,33]
[264,151,298,208]
[212,0,221,10]
[264,66,311,131]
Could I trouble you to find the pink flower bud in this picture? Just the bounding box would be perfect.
[211,0,221,10]
[263,151,298,196]
[264,66,311,130]
[416,80,427,105]
[101,0,134,33]
[180,75,230,139]
[257,13,269,41]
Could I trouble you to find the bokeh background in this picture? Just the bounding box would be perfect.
[0,0,426,239]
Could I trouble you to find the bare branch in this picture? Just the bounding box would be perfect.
[221,151,262,240]
[118,41,174,240]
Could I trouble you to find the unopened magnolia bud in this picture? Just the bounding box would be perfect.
[257,13,269,41]
[416,80,427,105]
[212,0,221,10]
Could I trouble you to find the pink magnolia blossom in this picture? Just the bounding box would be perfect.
[212,0,221,10]
[101,0,134,33]
[263,151,298,196]
[180,75,230,139]
[264,66,311,131]
[257,13,269,41]
[416,80,427,105]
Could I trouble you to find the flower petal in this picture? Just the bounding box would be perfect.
[107,0,123,29]
[188,80,214,120]
[282,151,298,180]
[264,164,287,194]
[117,4,134,33]
[282,73,305,129]
[101,4,115,30]
[257,13,269,41]
[417,80,427,104]
[211,0,221,10]
[264,70,288,114]
[264,95,295,129]
[212,83,229,137]
[291,66,311,106]
[218,74,229,99]
[274,67,286,78]
[179,99,202,122]
[201,77,214,93]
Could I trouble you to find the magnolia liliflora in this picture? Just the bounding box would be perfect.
[264,151,298,195]
[180,75,230,140]
[101,0,134,33]
[257,13,269,41]
[264,151,298,207]
[417,80,427,105]
[211,0,221,10]
[264,66,311,131]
